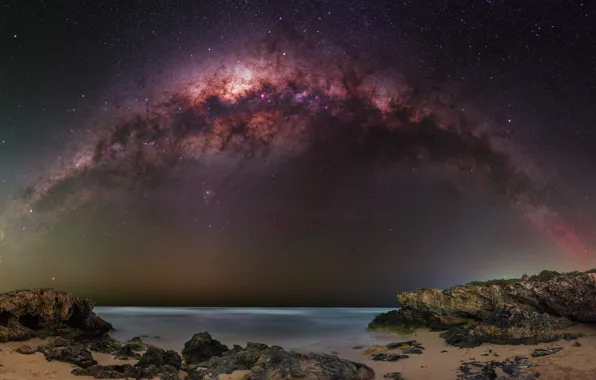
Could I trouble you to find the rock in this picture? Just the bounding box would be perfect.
[440,327,481,348]
[384,372,406,379]
[137,345,182,370]
[0,288,112,343]
[182,331,228,365]
[573,341,582,347]
[73,351,182,379]
[114,337,147,360]
[38,339,97,368]
[127,336,147,350]
[158,364,180,380]
[114,343,140,360]
[458,357,538,380]
[88,335,122,354]
[368,310,427,334]
[184,338,374,380]
[372,270,596,347]
[402,347,423,354]
[562,332,586,341]
[72,364,137,379]
[16,344,35,354]
[386,340,416,349]
[531,347,563,357]
[372,353,409,361]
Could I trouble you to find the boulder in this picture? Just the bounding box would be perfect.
[137,345,182,370]
[114,337,147,359]
[0,288,112,342]
[182,331,228,364]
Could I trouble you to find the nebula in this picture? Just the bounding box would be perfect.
[0,33,591,264]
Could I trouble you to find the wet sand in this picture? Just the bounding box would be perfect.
[2,325,596,379]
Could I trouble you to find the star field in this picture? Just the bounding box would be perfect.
[0,1,595,306]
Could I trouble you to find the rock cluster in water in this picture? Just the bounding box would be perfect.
[369,269,596,346]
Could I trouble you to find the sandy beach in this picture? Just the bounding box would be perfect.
[2,324,596,380]
[341,324,596,379]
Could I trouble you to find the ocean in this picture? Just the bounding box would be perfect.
[94,307,397,353]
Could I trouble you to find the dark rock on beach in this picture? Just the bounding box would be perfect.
[372,353,409,361]
[71,344,182,379]
[386,340,417,349]
[370,269,596,346]
[88,334,123,354]
[184,341,375,380]
[458,355,538,380]
[137,345,182,370]
[182,331,229,365]
[71,364,138,379]
[531,347,563,357]
[38,337,98,369]
[402,347,423,354]
[384,372,406,380]
[0,288,112,342]
[73,363,181,380]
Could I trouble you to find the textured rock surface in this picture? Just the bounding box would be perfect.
[38,337,98,369]
[458,355,539,379]
[384,373,406,380]
[182,331,228,365]
[184,341,375,380]
[137,345,182,370]
[72,363,180,379]
[0,288,112,342]
[370,270,596,346]
[371,353,409,362]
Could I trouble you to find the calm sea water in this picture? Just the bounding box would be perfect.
[94,307,397,353]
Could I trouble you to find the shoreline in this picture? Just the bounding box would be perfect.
[2,324,595,379]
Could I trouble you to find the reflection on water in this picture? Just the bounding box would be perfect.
[95,307,398,353]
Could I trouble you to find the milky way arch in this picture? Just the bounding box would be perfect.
[0,34,590,261]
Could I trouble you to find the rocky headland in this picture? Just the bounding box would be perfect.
[0,288,112,343]
[368,269,596,347]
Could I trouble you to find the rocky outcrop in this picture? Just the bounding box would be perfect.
[369,270,596,346]
[38,337,98,369]
[182,331,228,365]
[74,345,182,379]
[184,341,375,380]
[0,288,112,342]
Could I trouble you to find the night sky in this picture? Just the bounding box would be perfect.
[1,1,596,306]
